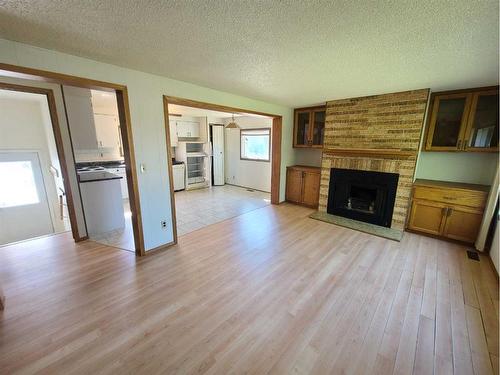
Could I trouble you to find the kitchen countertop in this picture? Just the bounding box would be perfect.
[78,171,123,183]
[76,161,125,169]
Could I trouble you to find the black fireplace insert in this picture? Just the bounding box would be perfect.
[327,168,399,227]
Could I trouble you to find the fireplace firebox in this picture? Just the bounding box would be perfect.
[327,168,399,227]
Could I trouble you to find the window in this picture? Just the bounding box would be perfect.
[0,161,40,208]
[240,128,271,161]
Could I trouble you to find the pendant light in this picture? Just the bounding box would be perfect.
[225,113,240,129]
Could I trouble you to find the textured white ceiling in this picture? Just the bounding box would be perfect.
[0,1,498,107]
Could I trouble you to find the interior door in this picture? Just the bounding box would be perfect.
[0,151,54,245]
[211,125,225,186]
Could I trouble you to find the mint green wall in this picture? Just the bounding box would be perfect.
[0,38,294,251]
[415,152,498,185]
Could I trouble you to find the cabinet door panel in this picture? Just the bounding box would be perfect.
[294,111,311,147]
[311,110,325,147]
[302,172,320,207]
[408,200,445,235]
[286,169,303,203]
[464,90,499,151]
[442,207,482,243]
[64,87,98,150]
[426,94,470,151]
[94,114,120,149]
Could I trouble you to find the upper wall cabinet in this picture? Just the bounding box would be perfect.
[425,86,499,152]
[293,106,326,148]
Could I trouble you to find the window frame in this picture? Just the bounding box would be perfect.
[239,128,271,162]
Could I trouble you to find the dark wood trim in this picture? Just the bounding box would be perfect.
[0,284,5,311]
[271,117,282,204]
[164,95,282,205]
[165,95,278,118]
[162,96,178,248]
[0,63,125,91]
[0,64,145,255]
[322,147,417,159]
[0,81,83,241]
[239,128,271,162]
[116,88,145,256]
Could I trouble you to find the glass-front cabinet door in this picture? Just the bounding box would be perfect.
[464,90,499,151]
[311,110,325,147]
[294,110,311,147]
[426,93,471,151]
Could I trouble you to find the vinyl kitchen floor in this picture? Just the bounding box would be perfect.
[89,199,135,253]
[89,185,270,252]
[175,184,271,237]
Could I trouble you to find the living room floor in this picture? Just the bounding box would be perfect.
[0,203,497,374]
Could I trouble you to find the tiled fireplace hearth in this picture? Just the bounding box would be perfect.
[317,89,430,232]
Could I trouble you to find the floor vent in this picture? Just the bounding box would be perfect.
[467,250,480,261]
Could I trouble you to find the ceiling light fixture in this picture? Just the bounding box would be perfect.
[225,113,240,129]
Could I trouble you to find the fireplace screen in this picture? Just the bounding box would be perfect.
[327,168,399,227]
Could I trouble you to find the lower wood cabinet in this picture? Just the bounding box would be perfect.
[286,165,321,208]
[407,179,489,244]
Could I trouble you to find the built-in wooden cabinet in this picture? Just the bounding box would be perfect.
[425,86,499,152]
[293,106,326,148]
[286,166,321,207]
[407,179,489,244]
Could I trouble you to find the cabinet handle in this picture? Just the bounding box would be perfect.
[442,196,456,200]
[447,208,453,217]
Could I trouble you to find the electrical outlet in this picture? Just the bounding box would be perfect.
[161,220,167,229]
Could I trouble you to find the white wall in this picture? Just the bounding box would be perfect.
[0,94,65,234]
[0,38,294,251]
[294,148,322,167]
[224,116,272,192]
[415,151,498,185]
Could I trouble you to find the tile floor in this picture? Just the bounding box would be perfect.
[90,185,270,251]
[175,185,271,236]
[90,199,135,252]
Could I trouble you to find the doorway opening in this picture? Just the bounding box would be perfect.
[0,89,70,246]
[0,64,145,255]
[163,96,282,241]
[63,86,135,252]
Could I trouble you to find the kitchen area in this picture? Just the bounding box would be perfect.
[168,104,272,237]
[64,86,135,251]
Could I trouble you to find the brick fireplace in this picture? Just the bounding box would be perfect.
[318,89,429,231]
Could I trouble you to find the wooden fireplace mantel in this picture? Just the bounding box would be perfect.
[322,148,417,160]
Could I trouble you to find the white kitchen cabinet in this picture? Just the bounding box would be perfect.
[169,118,178,147]
[176,120,200,138]
[105,167,128,199]
[64,86,98,150]
[95,114,120,149]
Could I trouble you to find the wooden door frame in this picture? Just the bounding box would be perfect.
[163,95,282,244]
[0,63,145,256]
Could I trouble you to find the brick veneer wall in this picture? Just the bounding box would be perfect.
[318,89,430,230]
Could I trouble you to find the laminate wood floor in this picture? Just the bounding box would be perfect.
[0,203,498,374]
